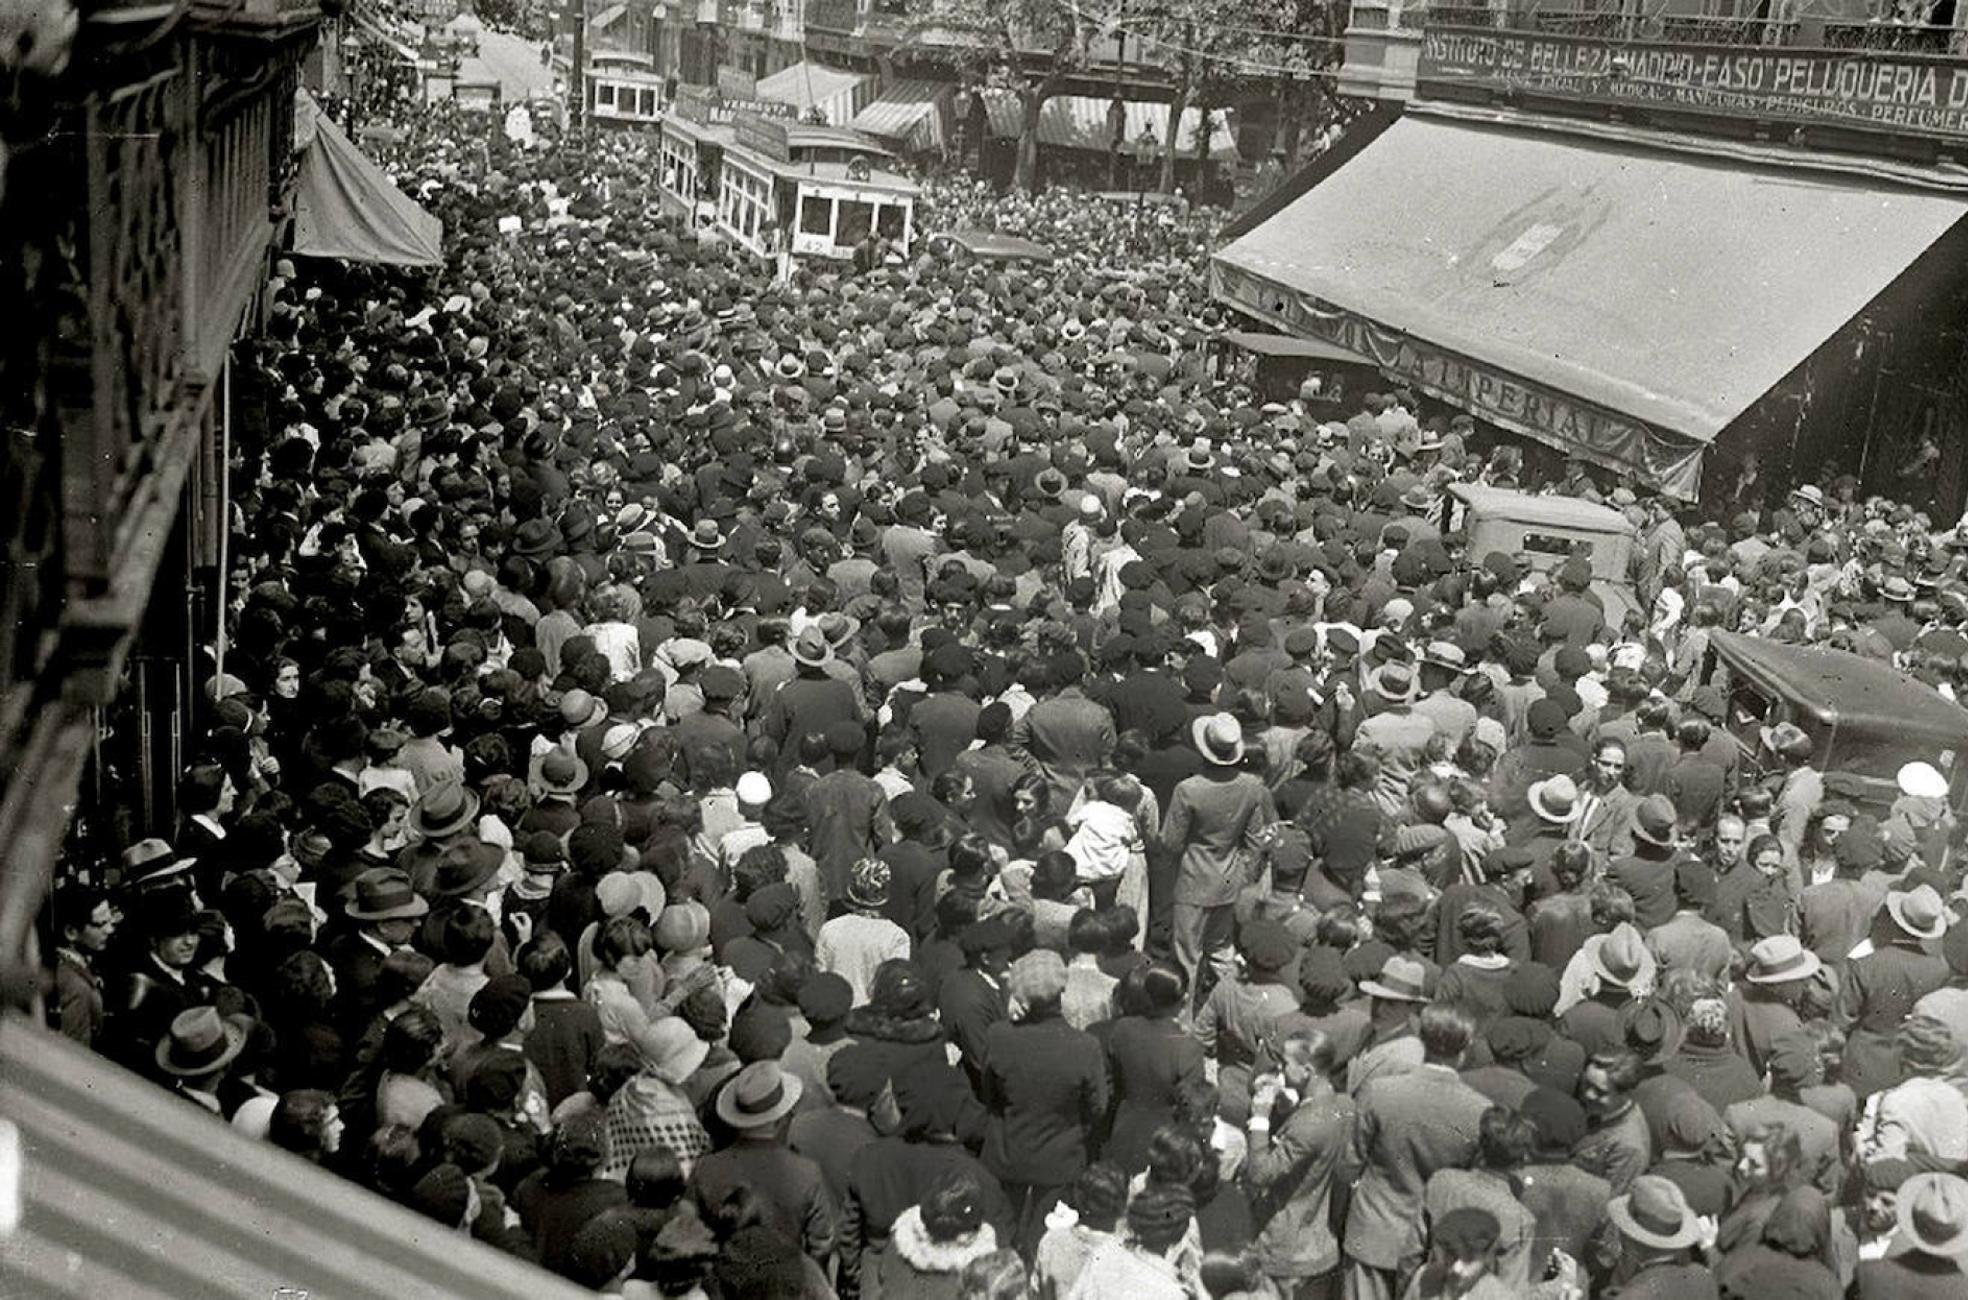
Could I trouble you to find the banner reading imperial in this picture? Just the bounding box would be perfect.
[1418,26,1968,145]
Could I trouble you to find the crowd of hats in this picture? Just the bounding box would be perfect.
[56,96,1968,1298]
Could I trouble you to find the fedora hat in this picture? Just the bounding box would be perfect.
[1191,712,1245,766]
[1759,720,1811,758]
[512,518,562,557]
[122,837,197,889]
[791,627,833,667]
[716,1060,804,1129]
[1789,484,1826,508]
[1630,794,1677,847]
[1890,883,1949,941]
[1745,934,1822,985]
[1899,760,1950,801]
[1358,955,1430,1003]
[1609,1176,1703,1250]
[430,839,504,898]
[155,1006,247,1077]
[1897,1172,1968,1259]
[1527,774,1582,825]
[412,781,481,840]
[534,746,590,797]
[346,867,430,922]
[558,688,607,729]
[1592,922,1647,990]
[688,519,725,551]
[1619,999,1683,1067]
[1883,575,1917,602]
[1366,660,1420,703]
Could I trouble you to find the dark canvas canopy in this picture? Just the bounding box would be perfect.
[294,94,444,268]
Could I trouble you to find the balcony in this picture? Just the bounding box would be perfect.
[1343,0,1968,161]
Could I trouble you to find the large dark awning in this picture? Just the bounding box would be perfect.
[1212,114,1968,495]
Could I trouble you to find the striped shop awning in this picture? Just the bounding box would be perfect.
[849,78,954,151]
[0,1015,593,1299]
[980,90,1240,163]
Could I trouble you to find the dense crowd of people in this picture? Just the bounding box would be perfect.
[46,107,1968,1299]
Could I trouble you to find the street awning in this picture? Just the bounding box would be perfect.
[1212,115,1968,496]
[981,91,1239,163]
[850,78,952,151]
[1219,329,1370,364]
[755,61,875,126]
[0,1014,591,1299]
[294,92,444,267]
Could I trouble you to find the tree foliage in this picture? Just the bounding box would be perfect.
[899,0,1092,190]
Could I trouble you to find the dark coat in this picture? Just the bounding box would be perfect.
[979,1013,1109,1189]
[935,968,1004,1088]
[1103,1014,1206,1173]
[841,1137,1013,1291]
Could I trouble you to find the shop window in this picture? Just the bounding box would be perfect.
[800,195,833,236]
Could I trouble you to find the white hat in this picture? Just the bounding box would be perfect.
[1079,494,1104,518]
[1900,760,1950,801]
[736,772,773,805]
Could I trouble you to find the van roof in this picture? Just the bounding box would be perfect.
[1448,484,1633,535]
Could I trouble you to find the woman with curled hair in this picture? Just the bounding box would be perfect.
[269,1088,345,1166]
[1105,961,1204,1175]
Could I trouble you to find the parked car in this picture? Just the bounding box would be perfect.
[1708,629,1968,816]
[924,230,1056,265]
[1448,484,1640,633]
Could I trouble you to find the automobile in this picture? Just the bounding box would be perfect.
[1212,329,1378,411]
[1709,629,1968,815]
[923,230,1056,265]
[1447,484,1640,633]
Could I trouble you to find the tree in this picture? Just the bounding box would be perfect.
[1134,0,1348,190]
[898,0,1092,191]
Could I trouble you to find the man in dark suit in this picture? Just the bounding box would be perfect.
[323,867,429,1040]
[938,914,1012,1091]
[1342,1003,1492,1300]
